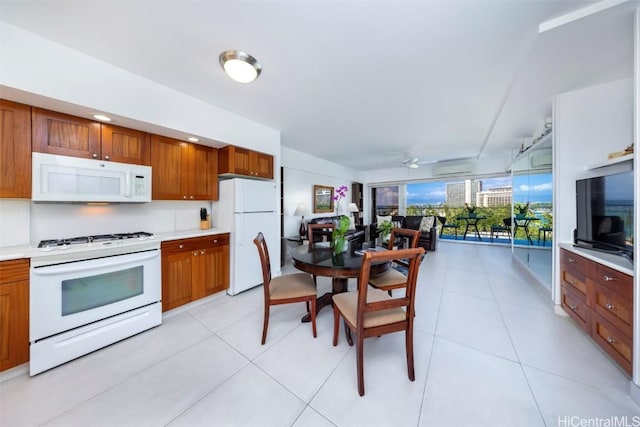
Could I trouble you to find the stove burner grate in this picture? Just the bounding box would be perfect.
[38,231,154,248]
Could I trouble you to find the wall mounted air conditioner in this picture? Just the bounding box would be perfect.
[432,162,474,176]
[529,148,552,169]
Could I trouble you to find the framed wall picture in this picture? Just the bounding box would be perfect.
[313,185,334,213]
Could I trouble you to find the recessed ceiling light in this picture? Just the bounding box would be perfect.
[93,114,112,122]
[187,137,199,142]
[219,50,261,83]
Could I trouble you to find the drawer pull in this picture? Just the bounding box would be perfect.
[569,279,576,285]
[606,337,617,344]
[179,244,184,249]
[193,251,198,256]
[200,250,205,255]
[568,258,576,263]
[603,275,614,282]
[213,239,218,243]
[606,303,615,310]
[568,304,577,310]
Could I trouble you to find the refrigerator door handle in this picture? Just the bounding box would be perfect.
[237,214,243,246]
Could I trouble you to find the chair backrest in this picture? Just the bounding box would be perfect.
[387,227,420,250]
[253,232,272,299]
[308,223,335,249]
[358,247,425,323]
[502,217,512,227]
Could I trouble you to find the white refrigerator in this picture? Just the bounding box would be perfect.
[212,178,279,295]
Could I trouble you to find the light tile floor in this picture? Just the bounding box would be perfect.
[2,241,639,426]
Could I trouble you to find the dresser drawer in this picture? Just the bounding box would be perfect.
[591,279,633,337]
[561,284,590,333]
[560,268,589,299]
[560,249,590,277]
[591,312,632,376]
[559,249,590,296]
[591,263,632,301]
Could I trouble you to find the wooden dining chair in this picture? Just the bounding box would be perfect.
[368,228,420,295]
[308,223,335,249]
[332,246,425,396]
[253,232,317,345]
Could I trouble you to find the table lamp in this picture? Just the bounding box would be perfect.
[348,202,360,225]
[294,203,310,238]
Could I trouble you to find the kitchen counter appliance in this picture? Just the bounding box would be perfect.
[29,232,161,375]
[212,178,278,295]
[32,152,152,203]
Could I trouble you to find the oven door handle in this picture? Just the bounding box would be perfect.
[31,250,159,276]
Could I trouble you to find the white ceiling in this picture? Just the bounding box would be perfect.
[0,1,635,171]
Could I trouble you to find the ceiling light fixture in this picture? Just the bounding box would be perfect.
[219,50,261,83]
[93,114,112,122]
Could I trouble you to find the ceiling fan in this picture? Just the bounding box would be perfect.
[401,157,420,169]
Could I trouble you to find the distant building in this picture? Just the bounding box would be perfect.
[446,179,482,207]
[476,186,512,207]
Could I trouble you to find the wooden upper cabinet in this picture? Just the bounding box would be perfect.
[32,108,150,165]
[218,145,274,179]
[151,134,189,200]
[189,143,218,201]
[32,107,101,159]
[0,100,32,198]
[151,134,218,201]
[100,124,150,165]
[253,150,274,179]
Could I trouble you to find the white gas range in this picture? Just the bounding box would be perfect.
[29,232,162,375]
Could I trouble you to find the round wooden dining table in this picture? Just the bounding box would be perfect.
[290,245,390,322]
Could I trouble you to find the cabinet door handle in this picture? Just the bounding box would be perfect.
[200,250,205,255]
[179,244,184,249]
[213,239,218,243]
[568,304,577,310]
[183,195,187,199]
[606,303,615,310]
[569,279,575,285]
[92,153,99,159]
[190,195,194,199]
[568,258,576,263]
[104,155,110,160]
[603,275,614,281]
[193,251,198,256]
[606,337,617,344]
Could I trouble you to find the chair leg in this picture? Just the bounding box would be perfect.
[357,334,365,396]
[406,326,415,381]
[345,321,353,346]
[310,298,317,338]
[332,305,340,346]
[261,305,270,345]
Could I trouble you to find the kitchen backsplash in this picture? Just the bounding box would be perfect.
[0,200,214,248]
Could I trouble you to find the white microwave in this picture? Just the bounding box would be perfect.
[32,152,152,203]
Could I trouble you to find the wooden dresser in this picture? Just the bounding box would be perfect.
[559,246,633,375]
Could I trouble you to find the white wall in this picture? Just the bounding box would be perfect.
[281,147,360,239]
[553,77,634,302]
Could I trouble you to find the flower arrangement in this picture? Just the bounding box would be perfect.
[464,203,478,216]
[377,220,393,244]
[332,185,349,254]
[332,184,349,214]
[515,202,530,217]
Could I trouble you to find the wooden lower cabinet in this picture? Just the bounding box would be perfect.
[559,248,633,375]
[0,259,30,371]
[161,234,229,311]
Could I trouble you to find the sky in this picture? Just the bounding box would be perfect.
[405,174,553,205]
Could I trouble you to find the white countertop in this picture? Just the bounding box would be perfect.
[558,242,634,276]
[0,228,231,262]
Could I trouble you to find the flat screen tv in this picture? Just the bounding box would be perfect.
[575,171,633,260]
